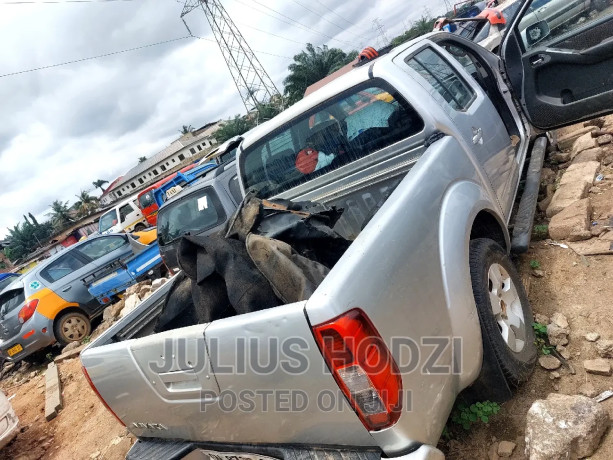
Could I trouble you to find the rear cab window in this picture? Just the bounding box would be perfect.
[158,187,226,246]
[0,282,25,313]
[241,79,424,196]
[99,209,118,232]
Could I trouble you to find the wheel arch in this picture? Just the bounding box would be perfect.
[439,180,510,391]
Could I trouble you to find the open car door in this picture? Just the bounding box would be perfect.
[501,0,613,130]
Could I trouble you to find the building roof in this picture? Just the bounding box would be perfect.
[100,176,123,198]
[112,122,222,190]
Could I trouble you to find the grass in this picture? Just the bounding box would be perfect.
[530,259,541,269]
[532,322,554,355]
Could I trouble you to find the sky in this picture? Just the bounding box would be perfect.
[0,0,450,239]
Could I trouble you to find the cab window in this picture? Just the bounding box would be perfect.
[99,210,117,232]
[76,236,128,261]
[118,204,133,223]
[406,47,475,111]
[241,79,424,197]
[40,253,87,283]
[158,188,225,246]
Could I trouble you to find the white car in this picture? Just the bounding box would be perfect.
[0,389,18,449]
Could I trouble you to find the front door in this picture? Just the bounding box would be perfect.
[501,0,613,130]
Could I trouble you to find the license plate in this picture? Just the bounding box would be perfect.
[7,344,23,357]
[196,450,278,460]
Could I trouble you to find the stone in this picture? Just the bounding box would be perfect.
[572,146,604,164]
[549,371,561,380]
[595,339,613,358]
[597,134,613,146]
[583,358,612,376]
[54,344,85,364]
[603,154,613,166]
[584,118,606,129]
[538,195,553,213]
[539,355,561,370]
[578,383,599,398]
[487,443,500,460]
[559,161,600,187]
[110,298,125,318]
[102,305,114,322]
[571,132,598,155]
[90,451,101,459]
[541,167,556,184]
[548,198,592,241]
[551,151,571,163]
[547,323,569,347]
[125,284,140,297]
[61,341,81,354]
[557,127,597,151]
[525,394,609,459]
[532,269,544,278]
[45,362,62,421]
[585,332,600,342]
[534,313,550,325]
[551,312,569,329]
[139,286,152,299]
[556,346,571,360]
[547,181,590,217]
[120,294,141,318]
[497,441,515,458]
[151,277,167,291]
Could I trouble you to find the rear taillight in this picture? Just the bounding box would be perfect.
[18,299,39,324]
[312,308,402,431]
[82,366,126,427]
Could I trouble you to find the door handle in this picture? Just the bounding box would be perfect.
[530,55,546,66]
[472,127,484,145]
[61,286,72,292]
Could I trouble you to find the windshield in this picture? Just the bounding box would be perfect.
[241,80,424,197]
[99,209,118,233]
[157,187,225,246]
[0,276,17,293]
[139,190,156,209]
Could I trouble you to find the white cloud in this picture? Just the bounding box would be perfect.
[0,0,448,239]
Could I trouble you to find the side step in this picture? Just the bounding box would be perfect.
[511,136,548,253]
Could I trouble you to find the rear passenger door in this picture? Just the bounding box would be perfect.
[501,0,613,129]
[403,44,517,218]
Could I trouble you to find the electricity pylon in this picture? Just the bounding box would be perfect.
[181,0,284,116]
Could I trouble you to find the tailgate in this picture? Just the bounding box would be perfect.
[81,301,374,447]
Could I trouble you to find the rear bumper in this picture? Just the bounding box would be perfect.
[126,440,444,460]
[0,312,55,362]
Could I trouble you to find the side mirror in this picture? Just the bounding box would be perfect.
[523,20,551,48]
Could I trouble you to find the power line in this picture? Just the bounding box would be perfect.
[313,0,356,28]
[0,36,190,78]
[288,0,368,42]
[192,35,291,59]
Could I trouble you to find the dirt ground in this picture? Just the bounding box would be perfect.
[0,357,133,460]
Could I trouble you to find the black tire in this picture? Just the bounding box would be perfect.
[134,224,146,232]
[469,238,537,387]
[53,311,91,346]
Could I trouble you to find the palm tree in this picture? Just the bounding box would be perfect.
[180,125,194,135]
[138,156,147,163]
[73,191,98,218]
[213,115,254,144]
[92,179,109,193]
[47,200,73,231]
[283,44,358,105]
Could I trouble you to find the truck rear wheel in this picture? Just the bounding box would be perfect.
[469,238,536,387]
[54,311,91,346]
[134,223,146,232]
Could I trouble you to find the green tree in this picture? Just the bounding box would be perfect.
[180,125,194,135]
[213,115,255,144]
[92,179,109,193]
[47,200,73,231]
[73,191,98,218]
[138,156,147,163]
[283,43,358,105]
[4,218,53,262]
[391,13,436,46]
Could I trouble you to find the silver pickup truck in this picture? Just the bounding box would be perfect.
[81,4,613,459]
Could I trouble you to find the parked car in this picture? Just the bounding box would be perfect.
[157,160,243,270]
[456,0,523,51]
[98,196,147,235]
[519,0,601,34]
[81,4,613,459]
[0,233,152,362]
[0,389,18,450]
[0,274,19,295]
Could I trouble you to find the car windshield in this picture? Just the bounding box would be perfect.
[0,276,17,293]
[158,187,224,246]
[139,190,156,209]
[0,286,25,314]
[99,209,117,232]
[241,80,424,197]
